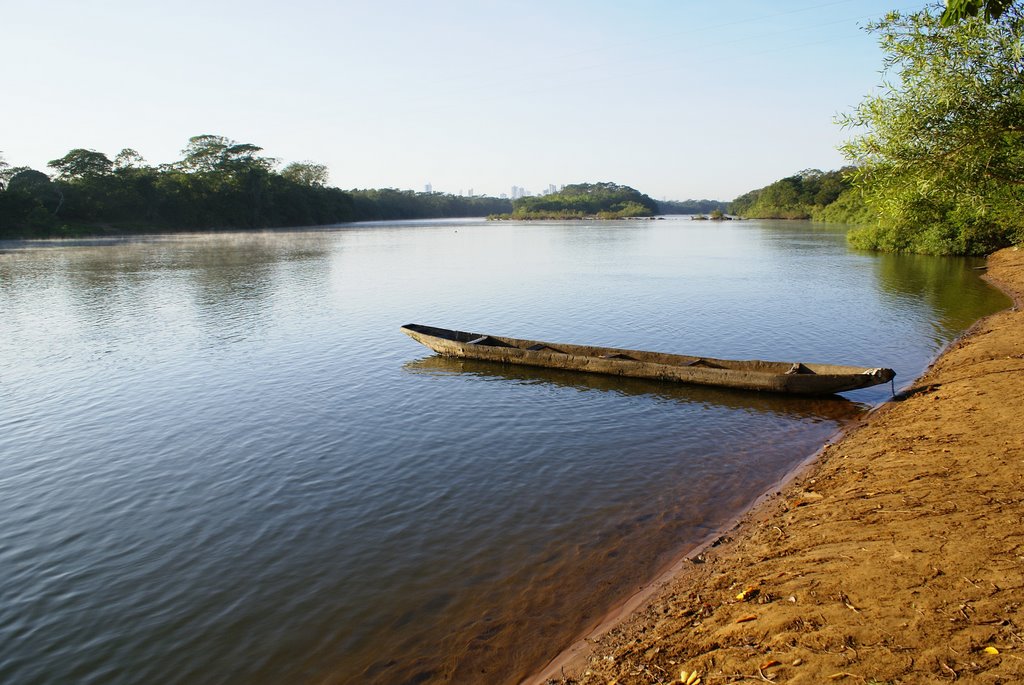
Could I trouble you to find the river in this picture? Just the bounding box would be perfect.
[0,218,1007,684]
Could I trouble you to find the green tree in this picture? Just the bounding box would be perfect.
[941,0,1015,24]
[839,4,1024,254]
[281,161,329,187]
[8,169,59,203]
[113,148,146,170]
[47,148,114,180]
[1,165,32,189]
[179,134,228,171]
[2,168,64,231]
[728,169,856,220]
[179,134,275,173]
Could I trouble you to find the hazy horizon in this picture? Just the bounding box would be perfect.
[4,0,922,201]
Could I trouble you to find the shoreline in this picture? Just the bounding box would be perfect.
[531,246,1024,684]
[527,409,884,684]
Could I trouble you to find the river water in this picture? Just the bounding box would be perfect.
[0,218,1007,684]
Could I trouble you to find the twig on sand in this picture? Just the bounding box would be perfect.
[939,660,959,680]
[732,672,774,683]
[838,592,860,613]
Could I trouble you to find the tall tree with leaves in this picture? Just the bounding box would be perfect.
[113,148,146,170]
[48,149,114,180]
[179,134,275,173]
[281,161,329,187]
[840,3,1024,255]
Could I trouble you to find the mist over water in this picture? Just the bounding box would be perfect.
[0,219,1007,684]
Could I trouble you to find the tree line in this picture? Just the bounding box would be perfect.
[657,199,729,215]
[0,135,511,238]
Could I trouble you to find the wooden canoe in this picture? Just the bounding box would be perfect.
[400,324,896,396]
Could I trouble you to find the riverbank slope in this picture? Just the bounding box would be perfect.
[538,246,1024,684]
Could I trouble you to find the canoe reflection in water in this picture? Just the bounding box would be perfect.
[403,355,868,423]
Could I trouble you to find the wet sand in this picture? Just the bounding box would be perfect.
[533,246,1024,684]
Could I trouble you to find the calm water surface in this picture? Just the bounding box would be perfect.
[0,219,1007,684]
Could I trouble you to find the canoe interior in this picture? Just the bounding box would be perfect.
[400,323,896,395]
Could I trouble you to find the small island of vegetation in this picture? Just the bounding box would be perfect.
[489,182,660,220]
[691,209,731,221]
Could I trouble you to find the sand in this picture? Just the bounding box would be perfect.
[532,246,1024,684]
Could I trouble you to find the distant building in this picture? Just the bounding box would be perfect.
[425,183,432,193]
[511,185,530,200]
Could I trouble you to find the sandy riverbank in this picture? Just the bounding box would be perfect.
[534,246,1024,684]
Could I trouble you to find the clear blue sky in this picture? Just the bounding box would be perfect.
[3,0,924,201]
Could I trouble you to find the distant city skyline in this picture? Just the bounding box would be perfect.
[426,183,572,201]
[3,1,917,200]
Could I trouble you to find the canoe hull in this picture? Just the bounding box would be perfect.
[400,324,895,396]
